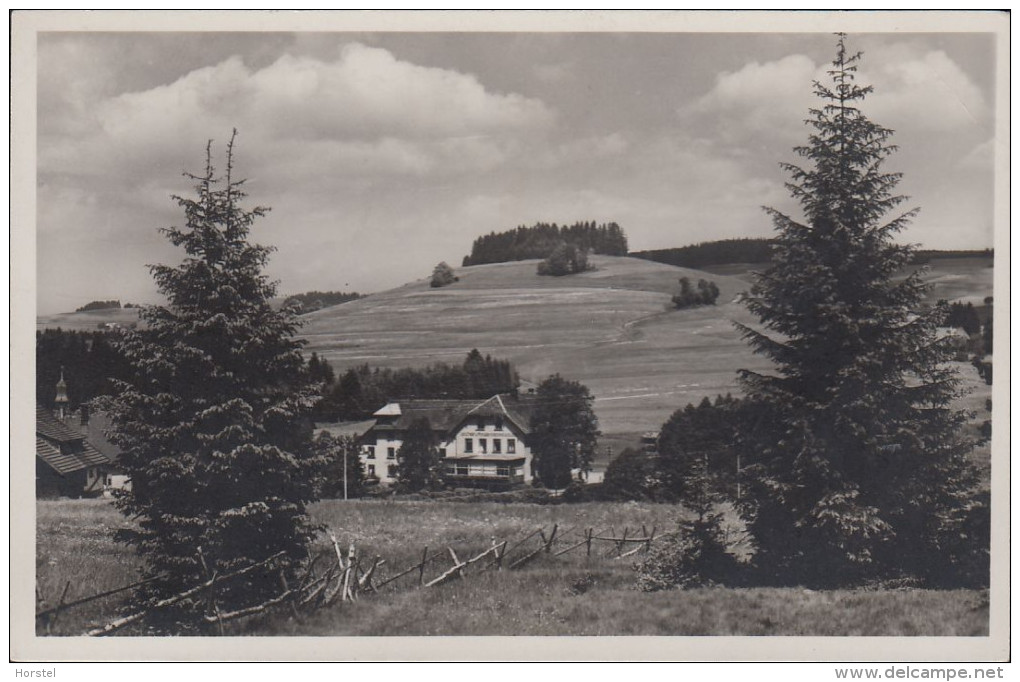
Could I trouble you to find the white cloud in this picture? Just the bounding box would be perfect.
[43,43,555,183]
[686,47,990,146]
[863,50,990,132]
[684,54,820,143]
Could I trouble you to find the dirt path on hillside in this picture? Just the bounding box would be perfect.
[594,306,674,346]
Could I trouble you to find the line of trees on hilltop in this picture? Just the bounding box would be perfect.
[311,349,520,422]
[631,238,773,269]
[633,239,994,271]
[75,299,124,313]
[910,248,994,264]
[462,221,628,266]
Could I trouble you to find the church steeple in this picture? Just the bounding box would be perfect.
[55,368,69,420]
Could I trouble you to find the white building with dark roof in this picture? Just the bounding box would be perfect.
[359,394,538,488]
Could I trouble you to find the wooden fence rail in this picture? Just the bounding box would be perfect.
[67,521,681,636]
[87,551,287,637]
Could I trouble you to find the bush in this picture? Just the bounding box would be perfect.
[672,277,719,308]
[430,261,458,288]
[561,481,602,502]
[537,243,591,277]
[635,514,739,591]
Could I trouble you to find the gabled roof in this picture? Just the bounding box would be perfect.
[367,394,540,437]
[36,405,112,475]
[35,436,109,475]
[466,394,535,434]
[35,406,83,442]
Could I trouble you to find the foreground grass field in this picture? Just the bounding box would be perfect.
[36,498,988,637]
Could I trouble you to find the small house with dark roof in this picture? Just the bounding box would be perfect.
[359,394,538,488]
[36,405,112,498]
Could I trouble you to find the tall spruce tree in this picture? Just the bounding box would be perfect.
[736,36,982,585]
[101,132,322,630]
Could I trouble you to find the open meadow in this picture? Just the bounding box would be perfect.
[36,498,988,637]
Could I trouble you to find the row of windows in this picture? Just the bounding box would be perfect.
[463,437,515,454]
[363,463,522,480]
[365,463,397,478]
[362,446,396,460]
[363,438,518,458]
[443,464,522,477]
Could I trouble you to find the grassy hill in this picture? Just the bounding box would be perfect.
[299,254,995,448]
[35,306,142,332]
[300,255,767,439]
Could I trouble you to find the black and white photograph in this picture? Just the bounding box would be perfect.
[11,10,1009,664]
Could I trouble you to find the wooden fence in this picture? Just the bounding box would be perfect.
[37,522,680,636]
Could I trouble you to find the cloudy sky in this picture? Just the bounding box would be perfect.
[36,30,997,314]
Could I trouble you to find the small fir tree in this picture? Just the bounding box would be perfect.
[635,456,738,591]
[101,132,322,630]
[736,35,981,585]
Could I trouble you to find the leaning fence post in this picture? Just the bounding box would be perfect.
[448,548,464,579]
[585,528,593,557]
[46,580,72,634]
[496,541,507,570]
[418,546,429,587]
[545,524,558,553]
[344,544,356,601]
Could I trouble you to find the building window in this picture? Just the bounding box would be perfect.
[367,464,376,476]
[387,465,396,477]
[495,417,503,431]
[387,447,396,460]
[507,438,516,454]
[464,438,473,453]
[479,438,487,454]
[365,446,376,459]
[493,439,502,454]
[456,463,469,476]
[497,465,510,477]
